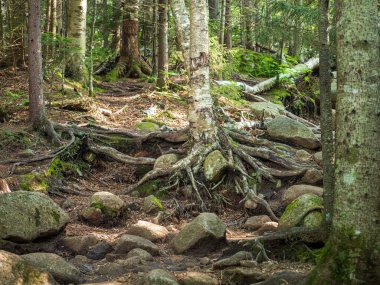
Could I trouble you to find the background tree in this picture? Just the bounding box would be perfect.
[306,0,380,283]
[157,0,168,89]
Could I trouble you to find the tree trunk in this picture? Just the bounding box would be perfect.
[318,0,334,233]
[188,0,218,143]
[223,0,232,50]
[45,0,51,33]
[28,0,45,129]
[169,0,190,72]
[208,0,219,21]
[305,0,380,283]
[56,0,63,35]
[66,0,87,83]
[157,0,168,89]
[50,0,57,56]
[102,0,109,48]
[0,0,3,45]
[120,0,151,77]
[219,0,225,45]
[110,0,121,52]
[89,0,97,96]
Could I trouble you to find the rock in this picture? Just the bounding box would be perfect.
[95,262,125,277]
[0,191,69,242]
[114,234,160,255]
[19,148,35,158]
[278,194,323,230]
[62,235,99,255]
[87,241,113,260]
[250,102,286,118]
[143,269,179,285]
[143,195,164,214]
[203,150,229,182]
[69,255,93,273]
[239,260,258,267]
[213,251,253,269]
[222,267,265,284]
[244,199,258,209]
[178,272,218,285]
[199,257,211,265]
[0,250,57,285]
[267,116,320,149]
[252,271,307,285]
[115,256,142,268]
[136,122,161,133]
[313,151,323,167]
[62,197,75,209]
[172,213,226,254]
[127,220,169,241]
[127,248,154,261]
[295,149,311,162]
[154,154,179,169]
[244,215,272,230]
[80,207,103,225]
[90,191,124,218]
[255,222,278,235]
[22,252,82,284]
[301,168,323,184]
[282,184,323,205]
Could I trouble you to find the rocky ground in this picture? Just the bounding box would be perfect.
[0,73,325,285]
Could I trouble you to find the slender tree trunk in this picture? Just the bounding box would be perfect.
[318,0,334,233]
[0,0,3,45]
[305,0,380,283]
[219,0,225,45]
[157,0,168,89]
[189,0,218,143]
[50,0,57,56]
[110,0,121,52]
[102,0,109,48]
[169,0,190,72]
[57,0,63,35]
[89,0,96,96]
[152,0,158,75]
[45,0,51,33]
[223,0,232,50]
[66,0,87,83]
[28,0,45,129]
[208,0,219,21]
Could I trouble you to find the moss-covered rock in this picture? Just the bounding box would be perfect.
[143,269,179,285]
[0,191,69,242]
[90,191,125,218]
[203,150,229,182]
[135,180,161,197]
[143,195,164,214]
[19,173,48,193]
[136,122,160,133]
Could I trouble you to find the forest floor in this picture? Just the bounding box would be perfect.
[0,68,318,284]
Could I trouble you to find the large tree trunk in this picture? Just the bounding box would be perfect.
[305,0,380,284]
[28,0,45,129]
[157,0,168,89]
[169,0,190,72]
[66,0,87,83]
[188,0,218,143]
[318,0,334,233]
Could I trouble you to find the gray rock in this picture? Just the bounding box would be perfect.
[178,272,218,285]
[90,191,124,218]
[87,241,113,260]
[80,207,103,225]
[143,195,164,214]
[172,213,226,254]
[154,154,179,169]
[22,252,82,284]
[301,168,323,184]
[279,194,323,230]
[62,235,99,255]
[255,222,278,235]
[143,269,179,285]
[295,149,311,162]
[222,267,265,284]
[282,184,323,205]
[250,102,286,118]
[127,220,169,241]
[127,248,154,261]
[252,271,307,285]
[213,251,253,269]
[69,255,93,273]
[0,191,69,242]
[115,256,142,268]
[244,215,272,230]
[267,116,320,149]
[114,234,160,255]
[203,150,229,182]
[313,151,323,167]
[95,262,125,277]
[0,250,57,285]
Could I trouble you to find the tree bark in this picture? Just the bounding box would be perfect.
[56,0,63,35]
[49,0,57,56]
[157,0,168,89]
[66,0,87,83]
[223,0,232,50]
[28,0,46,129]
[88,0,97,96]
[169,0,190,72]
[318,0,334,234]
[110,0,122,51]
[305,0,380,283]
[208,0,219,21]
[219,0,225,45]
[45,0,51,33]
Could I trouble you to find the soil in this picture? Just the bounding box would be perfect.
[0,69,317,284]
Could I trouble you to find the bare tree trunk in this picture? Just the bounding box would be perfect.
[28,0,45,129]
[157,0,168,89]
[318,0,334,233]
[45,0,51,33]
[102,0,109,48]
[110,0,121,52]
[152,0,158,75]
[0,0,3,45]
[89,0,97,96]
[66,0,87,83]
[57,0,63,35]
[223,0,232,50]
[208,0,219,21]
[219,0,225,45]
[50,0,57,56]
[169,0,190,72]
[305,0,380,283]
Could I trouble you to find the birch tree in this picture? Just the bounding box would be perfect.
[305,0,380,283]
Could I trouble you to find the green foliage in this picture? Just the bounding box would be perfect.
[210,83,245,106]
[209,37,235,79]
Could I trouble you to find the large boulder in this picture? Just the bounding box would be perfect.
[301,168,323,184]
[250,101,286,118]
[0,250,57,285]
[172,213,226,254]
[114,234,160,255]
[143,269,179,285]
[0,191,69,242]
[266,116,320,149]
[127,220,169,241]
[203,150,229,182]
[282,185,323,205]
[22,253,82,284]
[278,194,323,230]
[154,154,179,170]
